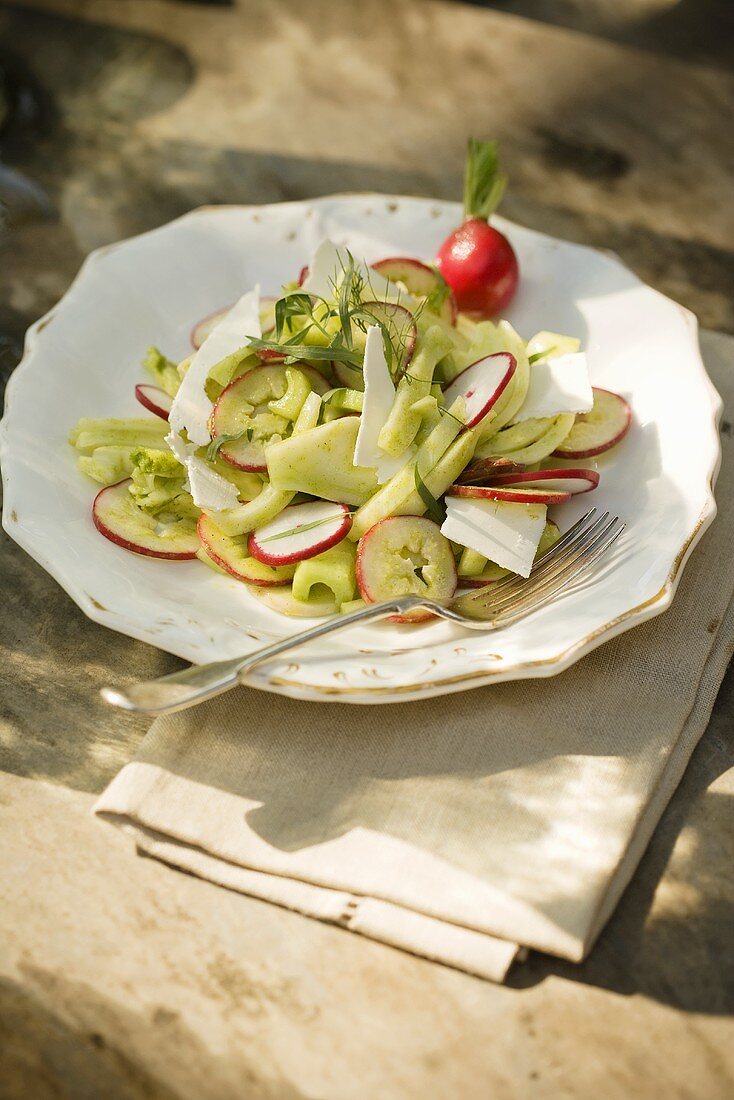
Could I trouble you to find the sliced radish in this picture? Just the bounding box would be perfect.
[372,257,458,325]
[191,305,232,350]
[135,384,172,421]
[93,480,198,560]
[442,353,517,429]
[297,265,309,287]
[554,387,631,459]
[448,484,572,505]
[197,514,295,586]
[211,364,328,471]
[333,300,417,390]
[356,515,457,622]
[248,583,337,618]
[456,457,526,484]
[249,501,352,566]
[481,467,599,495]
[192,297,277,353]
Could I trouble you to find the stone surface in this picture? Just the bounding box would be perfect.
[0,1,733,1097]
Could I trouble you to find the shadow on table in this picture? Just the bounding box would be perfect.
[507,661,734,1015]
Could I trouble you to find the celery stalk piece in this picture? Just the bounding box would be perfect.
[268,367,312,422]
[292,542,357,608]
[526,331,581,362]
[70,417,170,453]
[293,391,322,432]
[210,483,293,537]
[377,324,454,457]
[128,447,199,519]
[457,546,488,577]
[77,446,138,485]
[476,413,576,464]
[266,418,378,507]
[350,420,478,540]
[481,417,552,455]
[209,393,321,536]
[143,347,181,397]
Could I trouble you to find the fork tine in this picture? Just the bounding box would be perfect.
[488,518,626,626]
[466,510,609,611]
[481,512,614,613]
[486,515,623,615]
[472,508,598,601]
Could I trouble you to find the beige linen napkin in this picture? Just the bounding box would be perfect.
[96,331,733,983]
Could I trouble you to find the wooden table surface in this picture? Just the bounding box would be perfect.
[1,2,733,1097]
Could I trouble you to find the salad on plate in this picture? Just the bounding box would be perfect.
[70,142,631,623]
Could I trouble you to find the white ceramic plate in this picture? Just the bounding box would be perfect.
[0,197,722,702]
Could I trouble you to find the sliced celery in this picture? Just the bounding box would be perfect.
[377,325,454,457]
[70,418,169,453]
[77,446,138,485]
[292,542,357,608]
[476,413,576,464]
[266,418,377,507]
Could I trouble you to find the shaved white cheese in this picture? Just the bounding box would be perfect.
[441,497,547,578]
[166,431,239,513]
[168,286,261,446]
[353,326,414,484]
[301,238,410,305]
[512,352,592,423]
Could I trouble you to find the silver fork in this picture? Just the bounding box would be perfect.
[102,508,624,715]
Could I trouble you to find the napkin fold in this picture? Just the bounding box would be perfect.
[96,331,733,983]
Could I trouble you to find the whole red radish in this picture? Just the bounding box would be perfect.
[436,139,519,318]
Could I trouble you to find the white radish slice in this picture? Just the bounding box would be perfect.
[93,480,198,560]
[335,300,418,391]
[191,306,232,350]
[211,364,329,472]
[197,515,295,586]
[554,387,631,459]
[356,515,457,622]
[442,353,517,429]
[372,257,458,325]
[249,501,352,566]
[135,384,172,421]
[248,584,337,618]
[448,484,572,505]
[191,297,276,352]
[480,467,600,495]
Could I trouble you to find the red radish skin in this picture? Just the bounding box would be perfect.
[197,515,294,586]
[134,384,172,421]
[211,364,330,472]
[483,467,600,495]
[456,457,526,484]
[249,502,352,566]
[372,257,458,325]
[435,138,519,318]
[448,484,572,505]
[297,265,309,287]
[554,388,632,459]
[192,297,277,352]
[442,352,516,429]
[93,480,198,560]
[191,305,232,350]
[356,515,457,623]
[436,220,518,317]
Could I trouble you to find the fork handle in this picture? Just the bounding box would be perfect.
[100,596,423,714]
